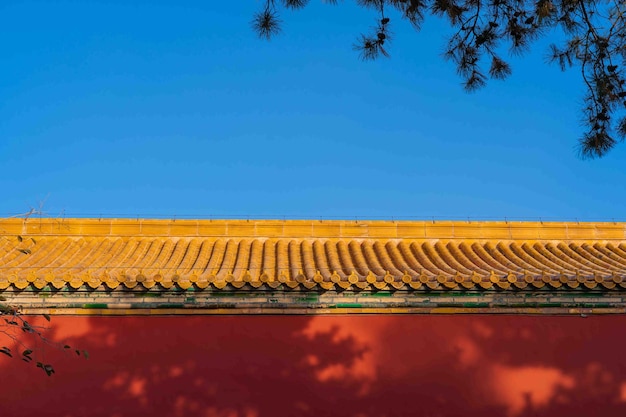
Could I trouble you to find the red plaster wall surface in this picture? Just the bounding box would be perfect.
[1,315,626,417]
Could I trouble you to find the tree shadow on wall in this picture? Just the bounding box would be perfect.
[454,316,626,417]
[1,315,626,417]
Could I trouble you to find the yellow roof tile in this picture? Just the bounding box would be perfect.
[0,218,625,291]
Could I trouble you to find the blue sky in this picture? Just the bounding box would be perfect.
[1,1,624,220]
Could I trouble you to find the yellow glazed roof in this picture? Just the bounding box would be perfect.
[1,218,625,291]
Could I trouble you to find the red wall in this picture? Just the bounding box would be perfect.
[2,315,626,417]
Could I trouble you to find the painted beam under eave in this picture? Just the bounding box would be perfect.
[5,288,626,315]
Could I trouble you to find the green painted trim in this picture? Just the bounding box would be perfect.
[82,303,108,309]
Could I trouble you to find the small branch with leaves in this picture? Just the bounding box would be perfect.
[0,234,87,376]
[0,299,88,376]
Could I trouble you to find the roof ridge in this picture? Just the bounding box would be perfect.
[0,218,624,240]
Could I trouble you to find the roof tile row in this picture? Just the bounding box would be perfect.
[1,233,625,291]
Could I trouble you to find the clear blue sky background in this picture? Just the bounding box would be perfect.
[1,1,624,220]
